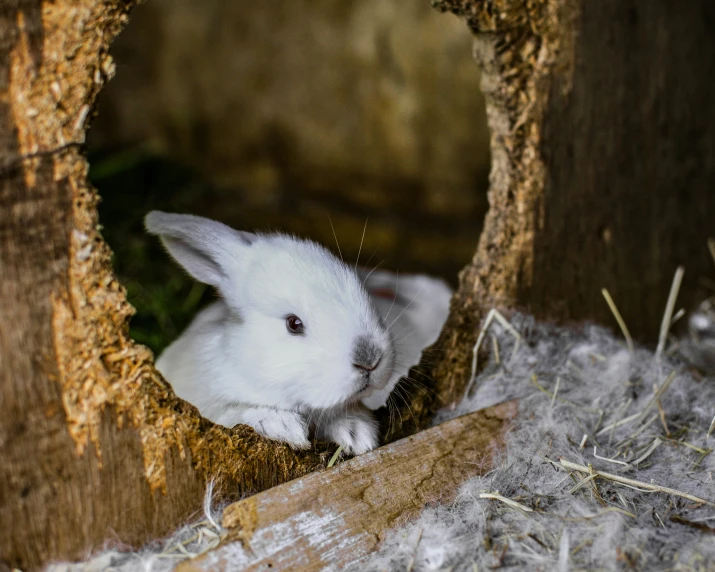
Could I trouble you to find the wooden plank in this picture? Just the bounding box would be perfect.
[178,400,518,572]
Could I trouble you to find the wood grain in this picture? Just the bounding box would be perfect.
[179,400,517,572]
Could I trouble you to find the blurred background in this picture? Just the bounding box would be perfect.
[89,0,491,353]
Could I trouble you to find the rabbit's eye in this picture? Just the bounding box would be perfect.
[285,314,305,335]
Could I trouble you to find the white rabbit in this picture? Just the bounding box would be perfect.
[145,211,452,454]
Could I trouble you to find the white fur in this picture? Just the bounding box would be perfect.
[314,406,379,456]
[146,212,451,454]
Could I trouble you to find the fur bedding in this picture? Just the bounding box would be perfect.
[49,314,715,571]
[360,313,715,571]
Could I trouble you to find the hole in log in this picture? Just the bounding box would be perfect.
[4,0,715,568]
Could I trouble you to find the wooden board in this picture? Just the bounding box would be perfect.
[178,400,518,572]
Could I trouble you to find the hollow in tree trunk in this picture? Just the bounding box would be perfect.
[2,1,715,569]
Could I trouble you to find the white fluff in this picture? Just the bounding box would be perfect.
[146,211,451,454]
[48,314,715,572]
[359,314,715,571]
[680,296,715,374]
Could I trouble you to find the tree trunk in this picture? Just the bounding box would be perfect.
[3,1,715,569]
[0,3,326,570]
[394,0,715,435]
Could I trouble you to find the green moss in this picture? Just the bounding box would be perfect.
[91,148,217,354]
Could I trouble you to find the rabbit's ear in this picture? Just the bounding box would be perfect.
[359,268,452,346]
[145,211,255,304]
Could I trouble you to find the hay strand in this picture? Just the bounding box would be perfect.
[327,445,343,468]
[656,266,685,358]
[550,377,561,409]
[466,309,522,397]
[637,371,677,423]
[559,459,715,507]
[707,237,715,269]
[479,492,534,513]
[601,289,634,353]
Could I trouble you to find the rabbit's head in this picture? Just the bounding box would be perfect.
[145,211,396,411]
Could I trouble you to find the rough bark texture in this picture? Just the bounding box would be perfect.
[386,0,715,439]
[0,3,327,570]
[178,401,517,572]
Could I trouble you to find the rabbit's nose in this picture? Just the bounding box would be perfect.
[354,358,381,374]
[352,336,382,373]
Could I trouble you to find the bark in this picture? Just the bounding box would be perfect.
[0,3,326,570]
[177,401,517,572]
[385,0,715,439]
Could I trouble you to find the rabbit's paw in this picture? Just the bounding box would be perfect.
[243,408,310,449]
[320,409,378,455]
